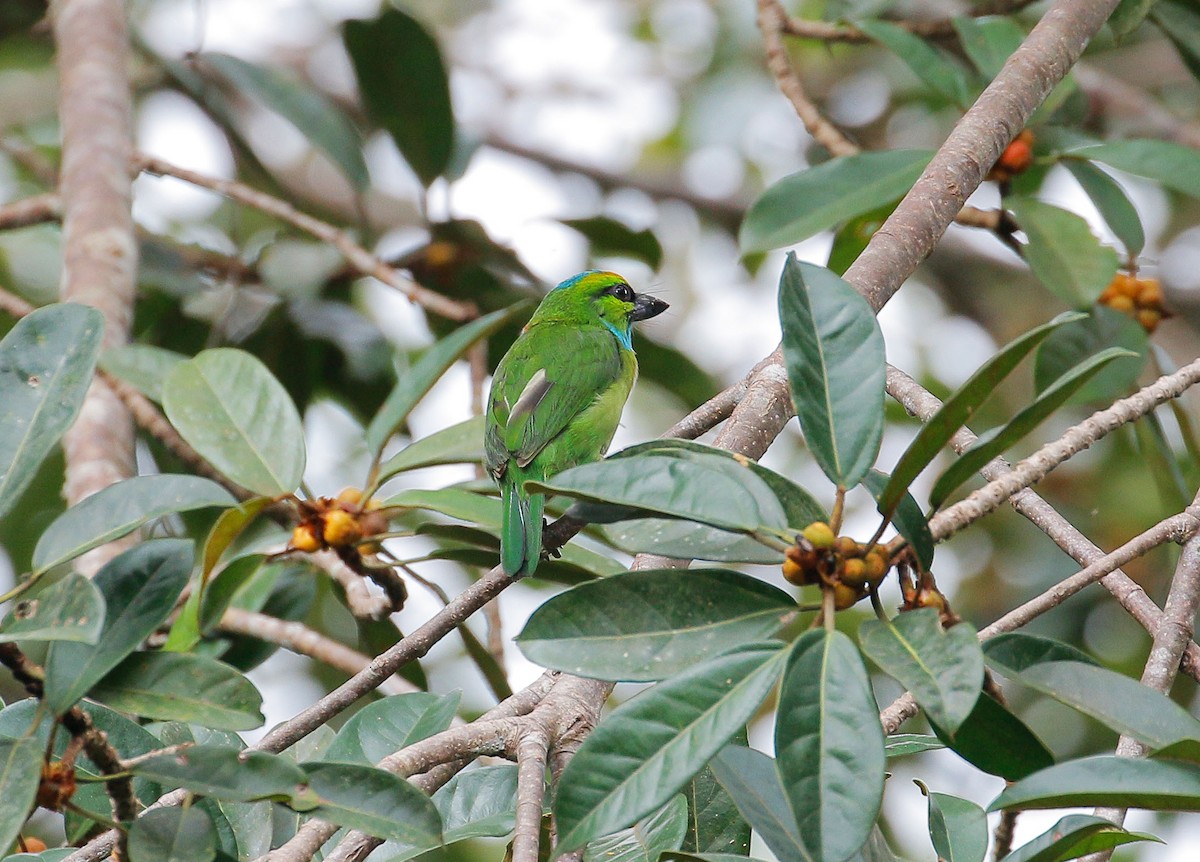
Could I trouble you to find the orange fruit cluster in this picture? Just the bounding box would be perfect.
[782,522,890,610]
[290,488,388,554]
[1099,272,1168,333]
[987,129,1035,183]
[36,761,76,812]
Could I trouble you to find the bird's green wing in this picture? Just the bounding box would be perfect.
[492,324,624,469]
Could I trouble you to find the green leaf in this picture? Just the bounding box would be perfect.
[323,692,460,766]
[301,761,442,843]
[583,795,689,862]
[1062,160,1145,256]
[366,305,528,455]
[0,304,104,521]
[132,745,308,804]
[859,609,983,735]
[554,643,786,853]
[856,19,972,105]
[710,746,811,862]
[200,52,368,190]
[1009,660,1200,750]
[861,470,934,570]
[929,346,1136,508]
[991,755,1200,811]
[32,475,235,572]
[0,737,44,856]
[930,692,1055,781]
[1002,813,1161,862]
[920,785,987,862]
[344,8,454,186]
[200,554,267,635]
[163,348,305,496]
[564,217,664,269]
[740,151,931,253]
[877,311,1086,518]
[983,632,1099,675]
[1151,0,1200,81]
[44,539,193,714]
[0,572,104,644]
[682,761,751,856]
[827,202,897,276]
[1007,198,1120,308]
[885,734,945,758]
[778,255,885,488]
[98,344,187,403]
[377,416,486,482]
[952,16,1025,80]
[128,807,218,862]
[516,569,795,681]
[1109,0,1158,40]
[1033,307,1149,405]
[775,630,884,862]
[436,764,519,842]
[1070,139,1200,198]
[90,652,264,730]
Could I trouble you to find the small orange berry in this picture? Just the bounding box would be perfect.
[833,582,864,611]
[1135,278,1163,308]
[1137,308,1162,333]
[290,523,322,553]
[335,487,364,510]
[802,522,836,550]
[322,510,362,547]
[782,558,808,586]
[1106,294,1136,314]
[841,558,868,588]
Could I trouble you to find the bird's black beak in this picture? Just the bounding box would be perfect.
[631,293,669,321]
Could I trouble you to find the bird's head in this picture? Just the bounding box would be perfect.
[534,271,669,349]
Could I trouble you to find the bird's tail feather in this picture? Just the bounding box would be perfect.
[501,485,544,577]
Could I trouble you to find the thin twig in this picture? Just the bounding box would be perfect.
[0,192,60,230]
[778,0,1040,43]
[309,549,393,620]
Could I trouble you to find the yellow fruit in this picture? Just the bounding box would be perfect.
[864,551,888,583]
[18,837,47,853]
[290,523,322,553]
[833,582,863,610]
[782,558,808,586]
[336,487,364,509]
[322,510,362,547]
[835,536,859,557]
[802,522,836,550]
[841,558,868,588]
[1136,278,1163,308]
[1106,294,1135,314]
[1137,308,1162,333]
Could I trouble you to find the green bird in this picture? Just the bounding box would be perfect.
[485,271,669,577]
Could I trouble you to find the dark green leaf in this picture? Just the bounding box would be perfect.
[775,630,884,862]
[344,8,454,185]
[860,609,983,734]
[920,784,987,862]
[98,344,187,403]
[983,632,1099,675]
[710,746,811,862]
[163,348,306,496]
[827,202,897,276]
[778,255,885,488]
[0,304,104,521]
[44,539,193,714]
[856,19,972,104]
[200,52,368,190]
[1151,0,1200,81]
[1109,0,1158,40]
[32,475,234,572]
[91,652,264,730]
[386,487,500,528]
[740,151,931,252]
[1007,198,1120,308]
[301,761,442,843]
[991,755,1200,811]
[1063,160,1145,256]
[436,764,519,842]
[200,554,268,635]
[861,470,934,570]
[132,745,308,804]
[682,760,751,856]
[324,692,460,766]
[366,305,528,454]
[377,416,486,481]
[952,16,1025,79]
[516,568,794,681]
[1002,813,1161,862]
[1070,138,1200,198]
[877,312,1086,518]
[564,217,663,269]
[583,795,689,862]
[0,573,104,644]
[930,692,1055,781]
[1033,307,1149,405]
[930,346,1136,508]
[0,737,44,856]
[554,643,786,852]
[128,807,218,862]
[885,734,944,758]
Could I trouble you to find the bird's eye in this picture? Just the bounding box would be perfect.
[611,284,634,302]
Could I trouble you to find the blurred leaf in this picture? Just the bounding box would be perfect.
[91,652,264,730]
[1003,813,1160,862]
[953,16,1025,79]
[919,784,986,862]
[1110,0,1158,40]
[632,336,722,410]
[775,630,884,862]
[0,304,103,521]
[1150,0,1200,82]
[516,568,795,681]
[199,554,267,635]
[740,151,931,252]
[931,691,1054,781]
[99,344,187,403]
[200,52,368,190]
[860,609,983,734]
[32,475,234,572]
[366,305,528,455]
[323,691,460,766]
[1062,160,1145,257]
[584,796,689,862]
[133,745,308,804]
[344,8,453,185]
[710,746,810,862]
[0,572,104,644]
[991,756,1200,811]
[1007,198,1120,308]
[301,761,442,843]
[1134,410,1191,511]
[1033,307,1149,405]
[128,807,218,862]
[564,217,663,268]
[856,19,972,105]
[983,633,1099,675]
[930,346,1136,508]
[163,348,306,496]
[1070,138,1200,198]
[886,734,945,758]
[878,312,1085,518]
[861,470,934,570]
[778,255,884,488]
[44,540,193,714]
[378,416,485,482]
[554,643,786,852]
[0,738,43,857]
